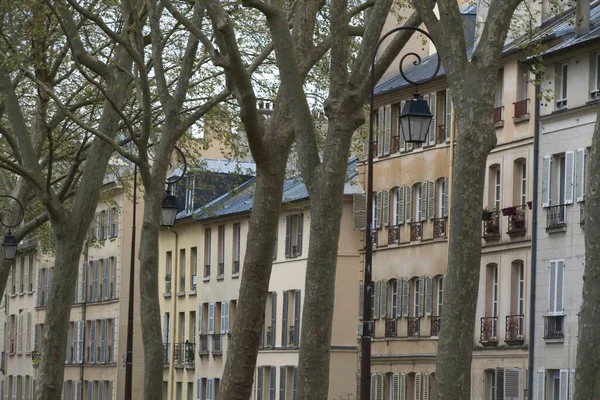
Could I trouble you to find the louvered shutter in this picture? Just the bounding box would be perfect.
[34,324,39,351]
[373,281,381,320]
[44,268,50,306]
[270,293,277,347]
[569,369,575,400]
[79,320,85,364]
[425,277,433,316]
[197,378,202,400]
[208,303,215,333]
[294,290,301,346]
[63,382,67,400]
[402,279,410,317]
[90,321,96,363]
[77,382,82,400]
[353,193,367,230]
[504,368,521,400]
[23,259,28,294]
[397,186,405,225]
[384,105,392,155]
[114,208,119,237]
[356,373,361,400]
[377,109,384,157]
[548,261,557,315]
[92,260,99,302]
[414,373,422,400]
[392,374,400,400]
[102,259,109,300]
[399,102,406,152]
[280,367,286,400]
[445,89,452,142]
[419,277,425,317]
[380,280,388,319]
[420,183,427,222]
[496,368,505,400]
[87,381,93,400]
[565,150,575,204]
[427,181,435,220]
[221,302,226,334]
[98,381,104,400]
[443,178,449,217]
[282,291,288,346]
[399,373,407,400]
[370,374,377,400]
[559,369,569,400]
[210,378,216,400]
[73,321,78,363]
[100,319,107,363]
[429,93,437,146]
[382,190,390,227]
[198,305,203,335]
[225,301,230,332]
[36,270,41,306]
[396,280,403,318]
[422,95,430,146]
[405,185,413,223]
[296,214,303,256]
[269,366,276,400]
[111,318,118,363]
[285,216,292,258]
[359,284,364,320]
[81,262,87,302]
[375,192,382,229]
[376,374,383,400]
[292,367,298,400]
[423,373,430,400]
[162,314,169,344]
[576,148,585,202]
[257,368,263,400]
[542,156,551,207]
[557,260,565,314]
[107,381,113,400]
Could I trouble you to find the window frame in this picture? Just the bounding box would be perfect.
[494,168,501,210]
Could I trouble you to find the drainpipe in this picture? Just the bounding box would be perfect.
[527,82,541,400]
[168,229,179,400]
[80,239,89,391]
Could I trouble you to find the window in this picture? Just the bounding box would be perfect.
[37,268,53,307]
[166,251,173,281]
[495,69,504,107]
[28,254,34,292]
[110,207,118,238]
[437,178,448,218]
[180,249,186,292]
[190,247,197,290]
[436,276,444,316]
[413,278,421,317]
[372,193,380,229]
[178,312,185,343]
[392,187,404,225]
[558,154,566,204]
[556,63,568,108]
[190,311,196,341]
[489,370,496,400]
[110,257,117,299]
[543,151,576,208]
[548,260,565,316]
[515,161,527,206]
[517,62,529,101]
[204,229,211,279]
[218,226,225,278]
[19,257,25,293]
[415,183,423,222]
[100,210,107,240]
[389,280,399,318]
[285,214,303,258]
[187,383,194,400]
[233,223,241,275]
[494,167,501,210]
[10,265,15,295]
[281,290,301,348]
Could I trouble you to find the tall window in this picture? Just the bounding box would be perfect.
[415,184,423,221]
[185,177,195,212]
[389,280,398,318]
[218,226,225,278]
[233,223,241,275]
[492,266,498,318]
[556,63,568,108]
[179,249,186,291]
[495,69,504,107]
[166,252,173,280]
[489,371,497,400]
[558,154,566,204]
[190,247,197,290]
[520,163,527,206]
[494,168,501,210]
[518,263,525,316]
[438,179,446,217]
[413,278,421,317]
[436,276,444,316]
[28,254,34,292]
[595,53,600,92]
[204,228,211,279]
[285,214,304,258]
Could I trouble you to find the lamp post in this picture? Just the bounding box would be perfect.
[124,146,187,400]
[361,27,440,400]
[0,195,25,261]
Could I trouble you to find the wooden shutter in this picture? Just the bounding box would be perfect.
[373,281,381,320]
[423,373,430,400]
[375,192,382,228]
[269,366,276,400]
[405,185,413,223]
[281,292,288,346]
[103,259,109,300]
[292,367,298,400]
[504,368,521,400]
[399,373,407,400]
[79,321,85,364]
[72,321,78,363]
[576,148,585,202]
[429,93,437,146]
[420,183,427,222]
[380,280,388,319]
[377,109,384,157]
[279,367,286,400]
[427,181,435,220]
[384,105,392,155]
[397,186,405,225]
[370,374,377,400]
[270,293,277,347]
[556,260,564,314]
[208,303,215,333]
[542,156,551,207]
[353,193,367,230]
[424,277,433,316]
[443,178,449,217]
[376,374,383,400]
[392,373,400,400]
[414,373,422,400]
[402,279,410,318]
[294,290,301,346]
[382,190,390,227]
[565,150,575,204]
[445,89,452,142]
[359,284,364,320]
[98,381,104,400]
[257,368,263,400]
[559,369,569,400]
[399,102,406,152]
[296,214,303,256]
[285,216,292,257]
[495,367,505,400]
[548,261,557,315]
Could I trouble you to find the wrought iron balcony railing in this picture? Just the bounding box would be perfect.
[407,317,420,338]
[434,218,447,239]
[546,205,567,229]
[505,315,525,345]
[493,106,504,124]
[198,334,209,356]
[544,316,564,339]
[388,225,399,245]
[507,205,527,235]
[410,222,422,242]
[431,316,441,337]
[480,317,498,346]
[212,334,222,355]
[174,342,195,367]
[482,211,501,238]
[513,99,529,119]
[217,263,225,278]
[385,319,397,338]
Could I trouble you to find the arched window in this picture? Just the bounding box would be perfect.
[388,279,399,318]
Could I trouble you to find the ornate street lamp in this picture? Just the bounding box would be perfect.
[1,195,25,261]
[361,27,440,400]
[160,147,187,227]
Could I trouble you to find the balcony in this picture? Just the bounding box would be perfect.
[385,319,397,338]
[174,342,195,367]
[493,106,504,125]
[233,261,240,275]
[407,317,420,338]
[431,316,441,337]
[480,317,498,346]
[198,334,209,356]
[513,99,530,119]
[580,201,585,225]
[544,315,564,339]
[482,210,500,239]
[506,205,527,236]
[212,334,222,355]
[546,205,566,230]
[217,263,225,279]
[204,264,210,280]
[388,225,399,245]
[433,218,447,239]
[410,222,422,242]
[505,315,524,345]
[370,229,377,249]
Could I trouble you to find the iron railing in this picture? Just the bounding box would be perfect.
[434,218,447,239]
[218,263,225,278]
[212,334,222,355]
[544,316,564,339]
[233,261,240,275]
[174,342,195,366]
[580,201,585,225]
[513,99,529,118]
[546,205,567,229]
[431,316,441,337]
[198,334,209,355]
[385,319,397,338]
[410,222,422,242]
[388,225,399,245]
[204,264,210,279]
[480,317,498,346]
[507,205,527,234]
[505,315,524,344]
[482,211,501,238]
[493,106,504,124]
[407,317,420,338]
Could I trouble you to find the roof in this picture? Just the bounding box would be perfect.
[192,157,362,221]
[169,158,256,180]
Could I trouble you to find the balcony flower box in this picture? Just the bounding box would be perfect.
[501,206,517,216]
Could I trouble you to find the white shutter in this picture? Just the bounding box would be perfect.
[353,194,367,230]
[359,284,364,320]
[73,321,78,363]
[504,368,521,400]
[377,109,384,157]
[402,279,410,318]
[405,185,413,223]
[79,321,85,364]
[199,305,203,334]
[576,148,585,202]
[399,373,407,400]
[427,181,435,220]
[221,302,226,334]
[423,373,430,400]
[376,374,383,400]
[382,190,390,227]
[370,374,377,400]
[380,280,388,319]
[424,277,433,316]
[208,303,215,333]
[373,281,381,320]
[384,105,392,155]
[428,93,437,146]
[548,261,557,315]
[556,260,565,315]
[565,150,575,204]
[414,373,422,400]
[420,183,427,222]
[419,277,425,317]
[445,89,452,142]
[397,186,405,225]
[225,301,230,332]
[536,370,545,400]
[423,95,430,147]
[569,369,575,400]
[399,102,406,152]
[542,156,551,208]
[197,378,202,400]
[392,374,400,400]
[376,192,383,229]
[443,177,449,217]
[111,318,118,363]
[559,369,569,400]
[396,280,403,318]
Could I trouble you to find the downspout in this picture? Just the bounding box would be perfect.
[168,228,179,400]
[527,82,541,400]
[80,239,89,391]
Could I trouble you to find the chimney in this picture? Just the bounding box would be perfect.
[575,0,591,37]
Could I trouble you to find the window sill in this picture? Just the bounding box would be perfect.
[494,121,504,129]
[231,273,240,279]
[543,337,564,343]
[163,293,172,298]
[177,291,186,297]
[513,115,530,124]
[546,225,567,234]
[552,106,569,114]
[187,290,197,296]
[217,275,224,281]
[203,277,210,282]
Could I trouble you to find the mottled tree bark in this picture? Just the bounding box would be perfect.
[574,105,600,399]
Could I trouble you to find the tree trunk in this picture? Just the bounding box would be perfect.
[434,86,496,399]
[574,105,600,399]
[218,159,288,400]
[138,188,164,400]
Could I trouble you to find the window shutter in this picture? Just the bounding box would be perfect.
[269,366,276,400]
[34,324,39,351]
[380,280,388,319]
[36,270,41,306]
[565,150,575,204]
[257,368,263,400]
[402,279,410,317]
[79,321,85,364]
[162,314,169,344]
[90,321,96,363]
[73,321,78,363]
[198,305,203,335]
[396,280,403,318]
[384,105,392,155]
[548,261,557,315]
[427,181,435,220]
[76,382,82,400]
[87,381,93,400]
[296,214,303,256]
[377,109,384,157]
[405,185,413,223]
[424,277,433,316]
[375,192,382,229]
[99,381,104,400]
[557,260,565,314]
[559,369,569,400]
[292,367,298,400]
[504,368,521,400]
[210,378,216,400]
[225,301,230,332]
[370,374,377,400]
[414,373,422,400]
[443,178,449,217]
[221,302,226,334]
[373,281,381,320]
[285,216,292,258]
[391,281,398,318]
[569,369,575,400]
[420,183,427,222]
[282,291,288,346]
[103,259,109,300]
[359,284,364,320]
[397,186,405,225]
[429,93,437,146]
[495,367,505,400]
[111,318,118,363]
[197,378,202,400]
[376,374,383,400]
[445,89,452,142]
[294,290,301,346]
[423,373,430,400]
[82,262,87,302]
[353,193,367,230]
[419,277,425,317]
[399,102,406,152]
[279,367,286,400]
[356,373,361,400]
[208,303,215,333]
[576,148,585,202]
[270,293,277,347]
[107,381,113,400]
[100,319,107,363]
[392,373,400,400]
[542,156,551,207]
[399,373,407,400]
[382,190,390,227]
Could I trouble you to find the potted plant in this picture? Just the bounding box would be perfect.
[482,208,493,221]
[502,206,517,216]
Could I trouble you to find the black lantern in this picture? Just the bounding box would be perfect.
[161,190,179,227]
[2,230,17,261]
[399,94,433,143]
